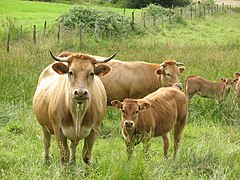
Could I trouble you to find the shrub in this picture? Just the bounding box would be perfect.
[58,6,133,37]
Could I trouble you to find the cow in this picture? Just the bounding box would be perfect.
[57,53,186,104]
[185,75,235,100]
[234,72,240,97]
[33,51,116,165]
[100,59,186,104]
[111,87,188,160]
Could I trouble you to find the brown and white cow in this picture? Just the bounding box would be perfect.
[185,75,235,100]
[33,51,116,165]
[111,87,188,160]
[100,59,185,104]
[58,53,186,104]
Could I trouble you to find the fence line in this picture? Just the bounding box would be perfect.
[4,3,235,52]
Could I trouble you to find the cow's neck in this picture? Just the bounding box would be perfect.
[67,95,91,144]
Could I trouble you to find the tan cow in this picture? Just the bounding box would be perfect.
[58,53,186,104]
[111,87,188,160]
[185,75,235,100]
[33,51,116,165]
[100,59,185,104]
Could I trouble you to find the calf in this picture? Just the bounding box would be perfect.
[111,87,188,160]
[185,75,235,100]
[234,72,240,97]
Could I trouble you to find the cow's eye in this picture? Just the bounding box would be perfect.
[69,71,73,76]
[90,72,94,78]
[135,110,139,114]
[166,73,171,77]
[122,109,125,113]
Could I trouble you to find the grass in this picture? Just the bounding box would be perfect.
[1,1,240,179]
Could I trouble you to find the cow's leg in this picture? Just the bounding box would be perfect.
[82,129,96,165]
[173,116,187,160]
[162,132,170,160]
[70,141,77,164]
[42,127,51,163]
[54,127,70,164]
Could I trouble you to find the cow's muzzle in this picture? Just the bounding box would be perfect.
[124,120,134,129]
[72,88,89,102]
[172,83,183,90]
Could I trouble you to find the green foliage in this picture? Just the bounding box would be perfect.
[58,5,133,37]
[1,0,240,179]
[144,4,187,25]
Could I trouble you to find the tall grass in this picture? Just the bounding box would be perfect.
[0,3,240,179]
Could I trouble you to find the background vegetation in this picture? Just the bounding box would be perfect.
[0,0,240,179]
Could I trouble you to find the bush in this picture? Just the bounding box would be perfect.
[144,4,187,25]
[58,6,133,36]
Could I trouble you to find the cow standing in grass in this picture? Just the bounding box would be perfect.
[184,75,235,100]
[111,87,188,160]
[33,51,116,165]
[99,59,186,104]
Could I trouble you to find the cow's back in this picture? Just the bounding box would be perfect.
[138,87,188,137]
[100,60,160,103]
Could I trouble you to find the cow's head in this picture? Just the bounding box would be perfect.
[155,60,185,89]
[221,78,235,93]
[111,99,150,130]
[50,51,117,104]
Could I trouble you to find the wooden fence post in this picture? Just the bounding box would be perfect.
[44,21,47,36]
[20,25,22,43]
[95,20,99,43]
[33,25,36,46]
[153,14,156,27]
[57,25,60,48]
[143,11,146,28]
[131,11,134,31]
[7,27,10,52]
[180,8,183,16]
[79,23,83,43]
[190,5,193,19]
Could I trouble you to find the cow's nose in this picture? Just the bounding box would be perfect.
[124,120,134,128]
[73,89,89,99]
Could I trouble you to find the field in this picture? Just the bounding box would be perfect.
[0,0,240,179]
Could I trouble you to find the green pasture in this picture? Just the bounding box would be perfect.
[0,0,240,179]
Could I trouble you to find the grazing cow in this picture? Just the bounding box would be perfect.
[57,53,186,104]
[111,87,188,160]
[234,72,240,97]
[33,51,116,165]
[185,75,235,100]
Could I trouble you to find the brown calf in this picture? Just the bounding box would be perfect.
[111,87,188,160]
[185,75,235,100]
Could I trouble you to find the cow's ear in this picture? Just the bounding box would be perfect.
[111,100,122,109]
[234,72,240,76]
[155,67,164,76]
[52,63,69,75]
[220,78,226,82]
[179,66,185,73]
[95,64,111,77]
[138,100,151,111]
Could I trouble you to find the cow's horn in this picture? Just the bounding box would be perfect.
[49,50,70,62]
[95,52,117,63]
[160,63,164,67]
[176,62,185,66]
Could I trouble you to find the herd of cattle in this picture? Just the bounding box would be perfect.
[33,51,240,166]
